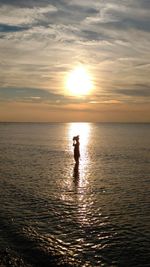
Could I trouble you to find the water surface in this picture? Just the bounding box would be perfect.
[0,123,150,266]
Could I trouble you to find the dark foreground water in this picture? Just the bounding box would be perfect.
[0,123,150,267]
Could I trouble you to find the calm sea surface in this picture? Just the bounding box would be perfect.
[0,123,150,266]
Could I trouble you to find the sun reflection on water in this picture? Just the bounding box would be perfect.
[67,123,92,226]
[58,123,92,226]
[68,122,91,176]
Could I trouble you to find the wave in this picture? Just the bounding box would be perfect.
[0,217,91,267]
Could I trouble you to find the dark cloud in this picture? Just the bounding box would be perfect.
[117,18,149,32]
[0,0,99,15]
[94,18,150,33]
[60,4,99,16]
[0,87,63,102]
[78,30,111,42]
[124,18,150,32]
[115,85,150,97]
[0,0,99,26]
[1,0,149,39]
[0,0,50,8]
[134,0,150,9]
[0,87,88,104]
[0,23,29,33]
[106,0,150,10]
[38,6,99,26]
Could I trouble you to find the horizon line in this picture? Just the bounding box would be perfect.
[0,121,149,124]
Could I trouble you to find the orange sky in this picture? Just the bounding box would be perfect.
[0,101,149,122]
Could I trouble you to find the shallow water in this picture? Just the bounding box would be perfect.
[0,123,150,266]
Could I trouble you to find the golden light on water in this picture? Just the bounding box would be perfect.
[66,66,93,96]
[57,123,93,226]
[68,122,91,184]
[67,123,92,225]
[59,123,91,201]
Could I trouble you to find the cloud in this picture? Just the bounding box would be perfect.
[0,0,149,122]
[134,0,150,9]
[0,23,29,33]
[116,85,150,97]
[0,0,53,8]
[0,87,64,103]
[0,87,92,105]
[0,3,57,26]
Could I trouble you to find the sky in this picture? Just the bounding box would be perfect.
[0,0,150,122]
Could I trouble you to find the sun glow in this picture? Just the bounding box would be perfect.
[66,66,93,96]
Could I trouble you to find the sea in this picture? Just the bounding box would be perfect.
[0,122,149,267]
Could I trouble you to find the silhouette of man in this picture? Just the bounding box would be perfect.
[73,135,80,163]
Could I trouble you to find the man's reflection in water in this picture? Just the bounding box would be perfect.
[73,162,79,186]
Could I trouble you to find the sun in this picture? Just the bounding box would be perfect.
[66,66,93,96]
